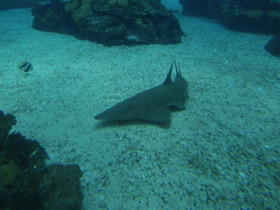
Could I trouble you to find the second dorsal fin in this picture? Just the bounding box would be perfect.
[163,62,173,85]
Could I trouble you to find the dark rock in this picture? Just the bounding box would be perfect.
[40,164,83,210]
[179,0,221,18]
[0,110,83,210]
[32,0,184,46]
[179,0,280,34]
[32,0,78,35]
[0,110,16,138]
[0,0,39,11]
[265,34,280,57]
[219,0,280,34]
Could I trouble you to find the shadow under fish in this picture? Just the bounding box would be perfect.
[95,61,188,124]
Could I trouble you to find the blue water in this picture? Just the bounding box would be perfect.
[0,1,279,210]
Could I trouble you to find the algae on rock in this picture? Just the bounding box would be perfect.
[32,0,184,46]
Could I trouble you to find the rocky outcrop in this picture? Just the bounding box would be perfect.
[32,0,184,46]
[265,34,280,57]
[219,0,280,34]
[0,110,83,210]
[179,0,280,34]
[0,0,38,11]
[179,0,221,18]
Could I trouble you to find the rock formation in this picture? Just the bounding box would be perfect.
[0,110,83,210]
[179,0,280,34]
[0,0,42,11]
[32,0,184,46]
[265,34,280,57]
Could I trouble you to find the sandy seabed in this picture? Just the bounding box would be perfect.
[0,6,279,210]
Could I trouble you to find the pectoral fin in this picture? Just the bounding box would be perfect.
[170,100,186,110]
[138,107,171,122]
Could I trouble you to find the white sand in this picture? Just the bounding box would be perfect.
[0,7,280,210]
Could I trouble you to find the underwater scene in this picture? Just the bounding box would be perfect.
[0,0,280,209]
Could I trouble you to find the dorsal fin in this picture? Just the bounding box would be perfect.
[163,62,173,85]
[174,60,183,80]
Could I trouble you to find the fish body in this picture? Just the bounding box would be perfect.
[18,62,33,72]
[95,61,188,123]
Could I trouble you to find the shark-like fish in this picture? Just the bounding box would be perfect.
[95,61,188,123]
